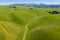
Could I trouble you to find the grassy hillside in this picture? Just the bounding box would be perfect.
[0,6,60,40]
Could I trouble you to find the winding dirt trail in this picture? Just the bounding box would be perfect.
[22,15,51,40]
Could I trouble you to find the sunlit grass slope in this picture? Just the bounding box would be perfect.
[28,23,60,40]
[0,21,22,40]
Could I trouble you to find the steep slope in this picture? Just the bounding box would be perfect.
[0,21,25,40]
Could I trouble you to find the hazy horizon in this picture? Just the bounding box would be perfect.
[0,0,60,5]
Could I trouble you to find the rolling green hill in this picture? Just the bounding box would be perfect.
[0,6,60,40]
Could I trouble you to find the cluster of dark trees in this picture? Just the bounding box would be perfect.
[47,11,60,14]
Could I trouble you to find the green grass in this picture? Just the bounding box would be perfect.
[0,6,60,40]
[28,23,60,40]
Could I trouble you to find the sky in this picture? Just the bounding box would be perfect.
[0,0,60,5]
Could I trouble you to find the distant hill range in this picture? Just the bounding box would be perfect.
[10,4,60,8]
